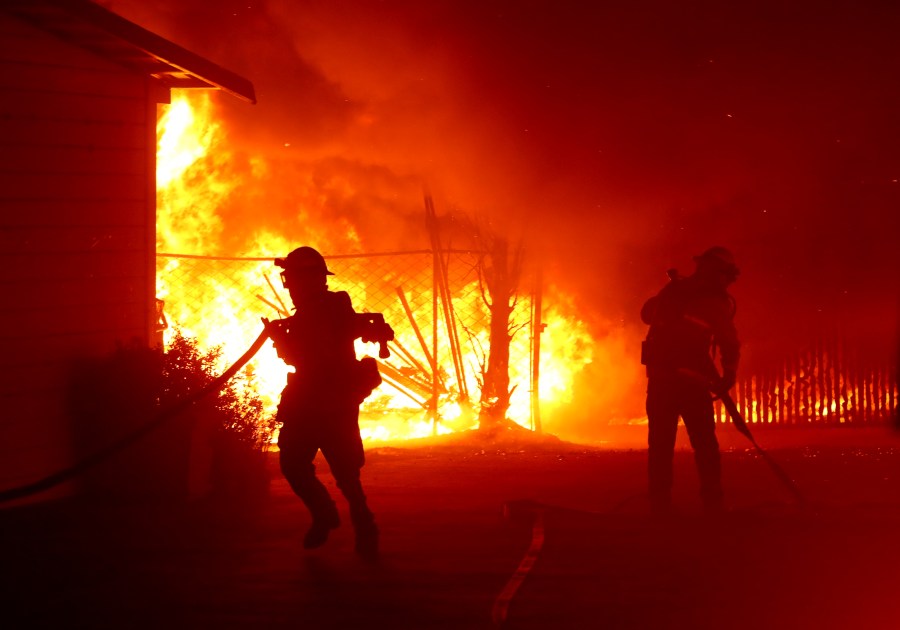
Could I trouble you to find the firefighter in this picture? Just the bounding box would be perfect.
[640,246,741,515]
[267,246,388,559]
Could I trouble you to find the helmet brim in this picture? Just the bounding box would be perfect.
[274,258,334,275]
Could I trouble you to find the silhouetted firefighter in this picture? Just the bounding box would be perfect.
[266,246,394,559]
[640,247,741,515]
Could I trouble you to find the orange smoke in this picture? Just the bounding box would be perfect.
[156,91,597,443]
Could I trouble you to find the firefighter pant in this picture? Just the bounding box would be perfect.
[277,400,374,531]
[646,377,723,509]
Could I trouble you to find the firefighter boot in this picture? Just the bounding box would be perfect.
[303,502,341,549]
[351,504,379,561]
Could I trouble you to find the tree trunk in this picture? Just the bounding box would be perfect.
[479,238,514,432]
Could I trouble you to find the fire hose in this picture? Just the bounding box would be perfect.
[490,369,806,625]
[0,325,272,505]
[714,388,807,507]
[679,367,807,507]
[492,500,546,626]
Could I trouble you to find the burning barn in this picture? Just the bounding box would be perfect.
[0,0,254,503]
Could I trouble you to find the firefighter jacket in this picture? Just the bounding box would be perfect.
[640,274,740,382]
[270,290,384,407]
[272,291,358,393]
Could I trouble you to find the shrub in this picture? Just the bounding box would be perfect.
[69,330,275,501]
[163,330,275,498]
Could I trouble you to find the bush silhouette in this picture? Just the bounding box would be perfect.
[69,330,274,501]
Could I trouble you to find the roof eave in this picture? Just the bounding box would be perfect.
[4,0,256,104]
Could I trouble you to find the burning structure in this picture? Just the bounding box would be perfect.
[155,90,596,443]
[1,0,897,505]
[131,0,900,445]
[156,90,896,446]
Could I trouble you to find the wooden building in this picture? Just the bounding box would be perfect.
[0,0,255,502]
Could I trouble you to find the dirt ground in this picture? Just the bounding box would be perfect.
[3,425,900,629]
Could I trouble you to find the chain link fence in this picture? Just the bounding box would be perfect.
[156,251,538,440]
[157,251,898,436]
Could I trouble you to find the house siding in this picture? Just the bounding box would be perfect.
[0,12,158,498]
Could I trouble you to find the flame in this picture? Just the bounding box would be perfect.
[156,91,596,443]
[157,95,216,188]
[156,92,898,442]
[710,355,897,427]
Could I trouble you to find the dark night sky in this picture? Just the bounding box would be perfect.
[110,0,899,353]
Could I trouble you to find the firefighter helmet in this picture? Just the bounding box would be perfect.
[694,246,739,278]
[275,246,334,276]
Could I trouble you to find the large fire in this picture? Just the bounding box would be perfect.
[156,91,595,444]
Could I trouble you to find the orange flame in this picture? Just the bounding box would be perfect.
[156,91,595,443]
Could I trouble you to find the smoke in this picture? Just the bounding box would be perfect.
[111,0,899,437]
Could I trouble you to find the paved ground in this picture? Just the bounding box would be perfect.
[3,426,900,629]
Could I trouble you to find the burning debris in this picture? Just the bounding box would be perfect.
[155,91,596,444]
[156,92,897,447]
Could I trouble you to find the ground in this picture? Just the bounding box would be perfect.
[2,426,899,629]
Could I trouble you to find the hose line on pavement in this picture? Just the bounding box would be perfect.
[0,327,271,505]
[492,500,546,626]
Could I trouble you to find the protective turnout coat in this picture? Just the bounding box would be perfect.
[641,275,740,384]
